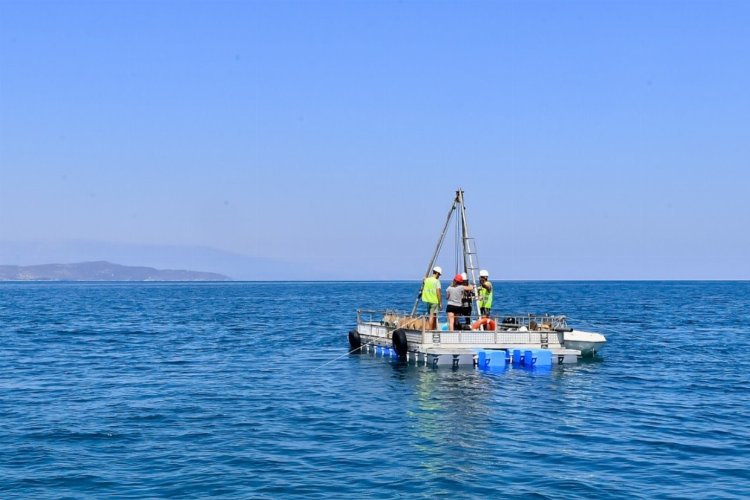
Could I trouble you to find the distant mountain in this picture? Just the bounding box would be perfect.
[0,261,231,281]
[0,241,306,280]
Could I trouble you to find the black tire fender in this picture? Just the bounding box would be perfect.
[392,328,408,360]
[348,329,362,351]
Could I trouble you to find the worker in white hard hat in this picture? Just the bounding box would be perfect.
[421,266,442,330]
[478,269,493,317]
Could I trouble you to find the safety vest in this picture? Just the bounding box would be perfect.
[422,276,440,304]
[479,282,493,308]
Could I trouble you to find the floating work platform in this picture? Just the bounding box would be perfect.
[351,310,597,368]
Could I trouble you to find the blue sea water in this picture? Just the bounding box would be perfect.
[1,281,749,498]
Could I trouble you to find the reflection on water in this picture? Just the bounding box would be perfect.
[354,351,616,488]
[409,368,495,478]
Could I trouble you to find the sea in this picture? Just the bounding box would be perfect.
[1,281,749,498]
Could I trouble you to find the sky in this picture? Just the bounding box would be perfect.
[1,0,748,280]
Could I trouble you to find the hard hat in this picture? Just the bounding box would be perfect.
[432,266,442,275]
[479,270,489,278]
[461,273,468,281]
[454,274,463,283]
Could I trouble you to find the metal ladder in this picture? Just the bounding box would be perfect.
[463,236,481,318]
[541,331,549,348]
[463,237,480,286]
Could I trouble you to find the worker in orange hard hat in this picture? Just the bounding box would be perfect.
[445,274,472,331]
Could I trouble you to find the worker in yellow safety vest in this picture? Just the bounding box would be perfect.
[478,269,493,317]
[421,266,442,330]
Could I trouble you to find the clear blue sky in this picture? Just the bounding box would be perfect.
[1,1,748,280]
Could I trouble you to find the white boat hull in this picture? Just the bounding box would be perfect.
[563,330,606,356]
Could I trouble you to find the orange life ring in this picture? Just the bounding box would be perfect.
[471,318,496,331]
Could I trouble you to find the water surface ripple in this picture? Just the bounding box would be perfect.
[1,281,749,498]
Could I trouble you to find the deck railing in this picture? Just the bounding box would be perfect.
[357,309,569,333]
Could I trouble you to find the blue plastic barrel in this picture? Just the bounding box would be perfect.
[490,351,507,372]
[477,351,489,370]
[534,349,553,367]
[524,350,534,366]
[512,349,522,365]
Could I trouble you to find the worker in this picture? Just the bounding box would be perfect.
[421,266,442,330]
[478,269,493,317]
[446,274,473,331]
